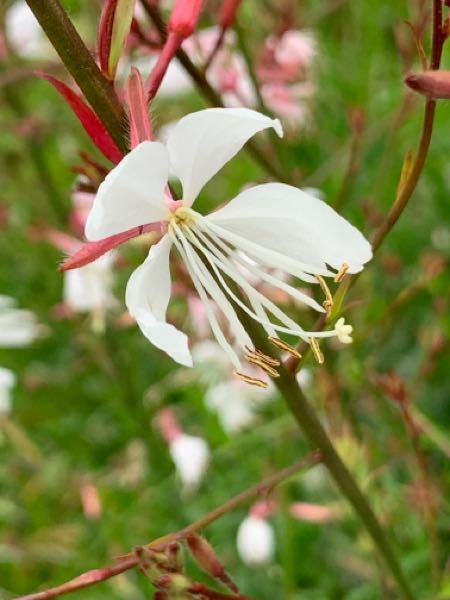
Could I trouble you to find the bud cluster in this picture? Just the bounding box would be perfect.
[136,534,245,599]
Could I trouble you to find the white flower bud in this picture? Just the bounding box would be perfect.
[236,515,275,566]
[170,434,210,493]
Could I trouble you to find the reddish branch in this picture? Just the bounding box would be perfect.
[17,452,320,600]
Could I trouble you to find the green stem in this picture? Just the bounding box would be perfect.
[239,314,415,600]
[24,0,127,153]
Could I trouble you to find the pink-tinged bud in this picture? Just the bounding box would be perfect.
[289,502,339,524]
[80,484,102,520]
[186,534,239,594]
[156,408,182,443]
[405,70,450,99]
[219,0,242,29]
[98,0,136,80]
[168,0,203,39]
[126,67,153,147]
[98,0,116,78]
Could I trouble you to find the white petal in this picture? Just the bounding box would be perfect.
[85,142,170,241]
[166,108,283,206]
[125,235,192,367]
[207,183,372,273]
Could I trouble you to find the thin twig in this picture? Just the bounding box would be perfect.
[17,452,320,600]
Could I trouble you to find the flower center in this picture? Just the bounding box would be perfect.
[170,206,196,228]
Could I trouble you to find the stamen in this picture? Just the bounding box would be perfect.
[246,355,280,378]
[334,262,349,283]
[316,275,333,315]
[310,337,324,364]
[245,346,280,367]
[268,336,302,359]
[323,300,333,315]
[235,372,269,388]
[183,224,309,341]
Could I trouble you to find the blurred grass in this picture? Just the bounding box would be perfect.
[0,0,449,599]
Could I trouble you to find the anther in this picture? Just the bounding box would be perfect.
[309,337,324,364]
[334,262,349,283]
[268,336,302,359]
[244,346,280,367]
[246,356,280,378]
[235,372,269,388]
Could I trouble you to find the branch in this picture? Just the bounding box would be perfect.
[17,452,320,600]
[371,0,445,252]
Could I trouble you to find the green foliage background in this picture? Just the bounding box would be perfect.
[0,1,449,598]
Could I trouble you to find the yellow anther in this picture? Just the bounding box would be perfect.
[268,336,302,359]
[244,346,280,367]
[310,337,324,364]
[334,262,349,283]
[235,372,269,388]
[246,355,280,378]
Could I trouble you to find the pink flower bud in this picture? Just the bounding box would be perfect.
[126,67,153,147]
[219,0,242,29]
[289,502,339,524]
[405,70,450,99]
[168,0,203,39]
[98,0,116,79]
[187,534,238,593]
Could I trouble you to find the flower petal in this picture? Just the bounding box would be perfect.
[207,183,372,273]
[166,108,283,206]
[125,235,192,367]
[85,141,170,241]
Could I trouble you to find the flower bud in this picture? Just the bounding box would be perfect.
[236,515,275,566]
[98,0,135,80]
[187,534,238,593]
[219,0,242,29]
[169,433,210,493]
[405,70,450,99]
[168,0,203,39]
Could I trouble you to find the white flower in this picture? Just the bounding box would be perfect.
[205,381,260,433]
[0,367,16,415]
[63,252,116,313]
[85,108,372,378]
[0,296,42,347]
[5,1,51,60]
[236,515,275,566]
[169,433,210,493]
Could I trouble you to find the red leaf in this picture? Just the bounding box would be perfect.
[37,72,123,164]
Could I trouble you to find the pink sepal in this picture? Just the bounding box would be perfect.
[37,72,123,164]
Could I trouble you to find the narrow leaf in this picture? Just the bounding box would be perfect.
[37,72,123,164]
